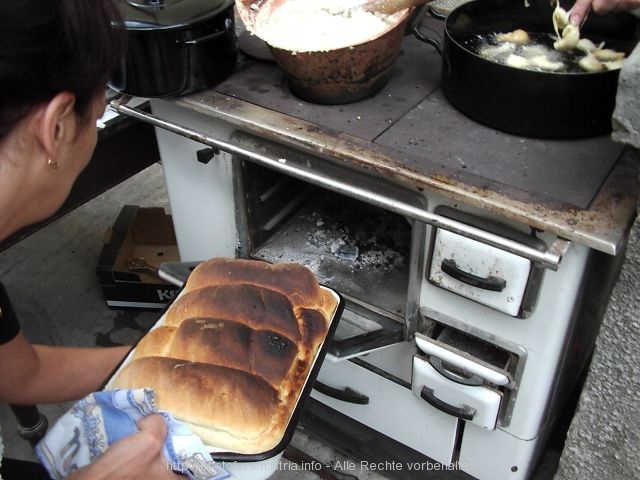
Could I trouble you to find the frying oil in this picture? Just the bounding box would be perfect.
[465,32,600,73]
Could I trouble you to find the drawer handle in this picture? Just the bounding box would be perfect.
[415,335,511,387]
[441,259,507,292]
[420,386,476,421]
[313,381,369,405]
[429,356,484,386]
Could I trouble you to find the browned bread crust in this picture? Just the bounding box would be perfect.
[133,318,301,393]
[164,284,304,344]
[185,258,323,307]
[184,257,337,320]
[111,356,284,453]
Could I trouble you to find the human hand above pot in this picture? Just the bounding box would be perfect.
[570,0,640,27]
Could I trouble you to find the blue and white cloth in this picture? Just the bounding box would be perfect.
[35,388,230,480]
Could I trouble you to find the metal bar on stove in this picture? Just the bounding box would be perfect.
[111,97,570,270]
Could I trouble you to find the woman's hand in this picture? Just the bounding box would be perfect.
[570,0,640,27]
[68,415,182,480]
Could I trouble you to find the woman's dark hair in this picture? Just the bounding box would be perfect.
[0,0,127,141]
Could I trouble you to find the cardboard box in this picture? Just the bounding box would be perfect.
[96,205,180,308]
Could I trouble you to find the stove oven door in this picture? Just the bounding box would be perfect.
[311,342,460,466]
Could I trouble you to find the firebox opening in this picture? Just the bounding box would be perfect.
[236,159,415,357]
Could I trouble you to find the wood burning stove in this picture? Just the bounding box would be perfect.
[109,26,638,479]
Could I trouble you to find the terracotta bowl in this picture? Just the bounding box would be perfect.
[236,0,413,104]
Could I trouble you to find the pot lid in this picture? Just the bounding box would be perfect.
[118,0,234,30]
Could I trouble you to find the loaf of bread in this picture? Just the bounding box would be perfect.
[182,257,337,319]
[132,318,301,395]
[163,284,328,354]
[110,257,336,454]
[112,356,284,453]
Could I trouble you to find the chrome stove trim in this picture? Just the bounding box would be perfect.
[160,90,637,257]
[110,98,570,270]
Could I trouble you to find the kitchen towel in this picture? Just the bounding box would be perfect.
[35,388,230,480]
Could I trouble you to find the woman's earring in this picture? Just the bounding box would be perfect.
[47,158,59,172]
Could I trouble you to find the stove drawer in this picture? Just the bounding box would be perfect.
[412,356,502,430]
[429,228,530,316]
[311,356,458,465]
[427,206,547,317]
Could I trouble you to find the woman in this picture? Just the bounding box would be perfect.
[0,1,179,478]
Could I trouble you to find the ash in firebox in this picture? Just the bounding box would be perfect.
[254,194,411,312]
[303,200,410,272]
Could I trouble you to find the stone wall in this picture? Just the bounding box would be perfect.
[555,33,640,480]
[554,216,640,479]
[612,42,640,149]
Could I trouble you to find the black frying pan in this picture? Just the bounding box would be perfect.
[413,0,640,138]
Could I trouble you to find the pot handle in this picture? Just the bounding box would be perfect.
[125,0,164,9]
[179,30,225,46]
[177,18,234,47]
[410,4,444,55]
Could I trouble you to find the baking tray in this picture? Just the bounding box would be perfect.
[104,276,344,463]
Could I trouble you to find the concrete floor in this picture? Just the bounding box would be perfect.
[0,162,567,480]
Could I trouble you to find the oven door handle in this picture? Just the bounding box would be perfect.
[109,97,570,271]
[313,381,370,405]
[420,386,476,421]
[440,258,507,292]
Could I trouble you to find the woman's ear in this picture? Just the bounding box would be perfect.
[38,92,77,159]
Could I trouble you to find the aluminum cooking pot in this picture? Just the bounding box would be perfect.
[413,0,640,138]
[110,0,238,97]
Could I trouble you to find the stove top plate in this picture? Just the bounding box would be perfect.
[376,89,624,209]
[212,26,625,210]
[214,35,441,142]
